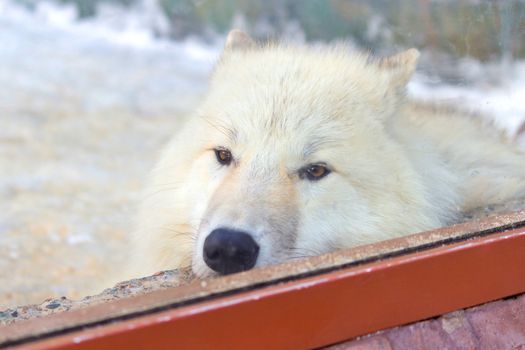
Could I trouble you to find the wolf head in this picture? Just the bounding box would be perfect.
[134,30,454,278]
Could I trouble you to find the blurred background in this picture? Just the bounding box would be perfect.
[1,0,524,309]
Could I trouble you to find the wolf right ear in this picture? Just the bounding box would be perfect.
[378,48,420,88]
[224,29,256,51]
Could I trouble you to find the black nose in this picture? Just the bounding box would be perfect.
[203,228,259,275]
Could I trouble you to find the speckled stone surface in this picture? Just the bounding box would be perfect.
[0,269,193,326]
[460,197,525,222]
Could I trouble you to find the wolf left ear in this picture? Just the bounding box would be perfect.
[379,48,420,88]
[224,29,256,51]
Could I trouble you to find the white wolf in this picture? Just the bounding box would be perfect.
[128,30,525,279]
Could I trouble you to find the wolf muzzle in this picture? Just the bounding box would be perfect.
[203,228,259,275]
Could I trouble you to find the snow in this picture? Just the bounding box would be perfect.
[0,0,523,309]
[0,0,221,308]
[409,69,525,136]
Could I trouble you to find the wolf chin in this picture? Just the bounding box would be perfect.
[128,30,525,279]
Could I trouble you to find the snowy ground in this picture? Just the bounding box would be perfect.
[0,0,524,309]
[0,0,218,309]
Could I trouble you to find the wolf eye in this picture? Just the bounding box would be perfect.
[300,164,331,181]
[214,148,233,166]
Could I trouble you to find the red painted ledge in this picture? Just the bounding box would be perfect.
[4,219,525,350]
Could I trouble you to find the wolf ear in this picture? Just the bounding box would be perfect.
[378,48,420,87]
[224,29,256,51]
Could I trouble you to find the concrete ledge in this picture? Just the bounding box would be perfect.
[0,269,197,327]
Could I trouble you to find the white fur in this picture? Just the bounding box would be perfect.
[126,33,525,280]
